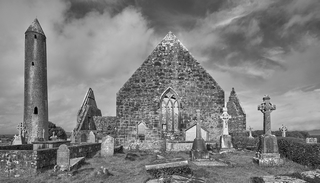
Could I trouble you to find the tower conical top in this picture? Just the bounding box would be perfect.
[26,18,45,35]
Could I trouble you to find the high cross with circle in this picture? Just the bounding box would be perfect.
[258,95,276,135]
[279,124,287,137]
[17,123,26,137]
[220,107,231,135]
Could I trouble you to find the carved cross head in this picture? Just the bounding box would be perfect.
[220,107,231,121]
[258,95,276,113]
[279,124,287,132]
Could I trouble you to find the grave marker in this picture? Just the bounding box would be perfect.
[306,138,317,144]
[57,144,70,171]
[88,131,96,143]
[279,124,287,137]
[101,135,114,157]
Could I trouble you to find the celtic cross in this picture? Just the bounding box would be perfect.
[258,95,276,135]
[279,124,287,137]
[220,107,231,135]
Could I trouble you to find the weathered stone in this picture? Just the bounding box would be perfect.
[279,124,287,137]
[101,135,114,157]
[220,107,234,150]
[88,131,95,143]
[306,137,317,144]
[125,153,139,161]
[254,95,283,166]
[251,175,307,183]
[57,144,70,171]
[191,159,228,167]
[227,88,246,134]
[190,110,209,161]
[300,169,320,182]
[24,19,49,143]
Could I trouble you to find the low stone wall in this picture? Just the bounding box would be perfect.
[0,150,35,177]
[0,144,33,150]
[69,143,101,159]
[166,141,193,152]
[0,143,101,177]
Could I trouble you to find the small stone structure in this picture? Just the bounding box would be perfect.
[306,137,317,144]
[279,124,287,137]
[190,110,209,161]
[248,126,254,138]
[88,131,96,143]
[12,123,27,145]
[57,144,70,171]
[219,107,233,150]
[185,124,209,141]
[253,95,284,166]
[101,135,114,157]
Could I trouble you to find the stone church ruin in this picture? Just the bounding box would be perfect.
[73,31,246,148]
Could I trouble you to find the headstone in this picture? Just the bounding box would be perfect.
[248,126,254,138]
[12,123,26,145]
[190,109,209,160]
[254,95,283,166]
[101,135,114,157]
[279,124,287,137]
[50,131,58,141]
[220,106,233,150]
[57,144,70,171]
[306,138,317,144]
[88,131,95,143]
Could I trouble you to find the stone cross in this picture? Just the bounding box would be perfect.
[50,131,58,141]
[17,123,25,137]
[248,126,253,138]
[258,95,276,135]
[220,107,231,135]
[279,124,287,137]
[196,109,202,139]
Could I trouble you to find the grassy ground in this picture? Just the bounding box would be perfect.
[0,150,312,183]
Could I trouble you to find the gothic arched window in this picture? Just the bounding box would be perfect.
[160,88,179,132]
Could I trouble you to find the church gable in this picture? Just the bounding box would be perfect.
[75,88,102,132]
[227,87,246,133]
[116,32,225,142]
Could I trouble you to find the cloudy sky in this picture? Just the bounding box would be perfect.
[0,0,320,134]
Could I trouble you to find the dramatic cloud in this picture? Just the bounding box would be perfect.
[0,0,320,134]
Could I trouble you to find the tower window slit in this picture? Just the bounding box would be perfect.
[34,35,37,39]
[32,62,34,66]
[34,107,38,114]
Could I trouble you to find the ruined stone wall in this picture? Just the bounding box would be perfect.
[116,33,225,145]
[0,143,101,177]
[0,144,33,150]
[227,88,246,134]
[94,116,118,140]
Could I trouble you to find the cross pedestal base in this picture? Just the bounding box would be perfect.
[190,138,209,161]
[220,135,233,150]
[258,134,279,153]
[253,153,284,166]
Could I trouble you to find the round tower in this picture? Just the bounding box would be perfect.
[24,18,48,143]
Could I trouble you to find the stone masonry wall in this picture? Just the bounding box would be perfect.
[116,32,225,145]
[227,88,246,134]
[0,143,101,177]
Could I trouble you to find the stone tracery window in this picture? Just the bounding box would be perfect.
[160,88,179,132]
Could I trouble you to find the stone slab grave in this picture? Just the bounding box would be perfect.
[251,175,307,183]
[145,157,192,179]
[56,144,84,171]
[101,135,114,157]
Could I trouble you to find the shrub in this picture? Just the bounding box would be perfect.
[278,137,320,168]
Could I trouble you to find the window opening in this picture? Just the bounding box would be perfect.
[34,35,37,39]
[32,62,34,66]
[34,107,38,114]
[160,88,179,132]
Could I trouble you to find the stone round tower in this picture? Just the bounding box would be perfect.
[24,18,48,143]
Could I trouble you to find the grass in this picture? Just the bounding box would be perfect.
[0,150,312,183]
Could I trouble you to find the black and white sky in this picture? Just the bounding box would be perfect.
[0,0,320,134]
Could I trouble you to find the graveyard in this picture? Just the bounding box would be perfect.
[1,11,320,183]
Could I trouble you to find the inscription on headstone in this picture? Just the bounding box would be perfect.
[57,144,70,171]
[88,131,95,143]
[101,135,114,157]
